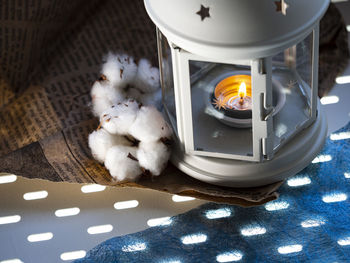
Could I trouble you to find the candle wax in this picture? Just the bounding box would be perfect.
[227,95,252,110]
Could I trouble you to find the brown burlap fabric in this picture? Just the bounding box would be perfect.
[0,1,348,206]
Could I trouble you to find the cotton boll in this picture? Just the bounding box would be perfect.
[140,89,162,110]
[91,80,124,117]
[101,53,125,88]
[134,59,160,93]
[102,53,137,89]
[88,128,131,163]
[137,141,170,176]
[118,54,138,86]
[126,87,162,109]
[104,146,142,182]
[129,106,172,142]
[126,87,142,101]
[100,99,140,135]
[92,98,111,118]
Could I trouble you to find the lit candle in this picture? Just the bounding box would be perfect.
[212,75,252,112]
[239,82,246,105]
[225,81,252,111]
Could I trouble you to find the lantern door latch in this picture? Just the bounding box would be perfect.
[260,93,274,121]
[258,60,267,74]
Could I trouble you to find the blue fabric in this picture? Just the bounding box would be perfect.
[76,122,350,263]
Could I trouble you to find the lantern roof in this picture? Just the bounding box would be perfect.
[144,0,329,59]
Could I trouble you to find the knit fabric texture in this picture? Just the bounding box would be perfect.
[75,122,350,262]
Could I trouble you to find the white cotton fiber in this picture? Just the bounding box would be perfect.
[133,59,160,93]
[100,99,140,135]
[126,87,142,101]
[140,89,162,110]
[126,88,161,109]
[129,106,172,142]
[104,146,142,181]
[137,141,170,176]
[101,54,124,87]
[102,53,137,88]
[91,80,124,117]
[88,128,131,163]
[118,54,138,86]
[89,54,173,182]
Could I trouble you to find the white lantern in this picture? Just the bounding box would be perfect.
[144,0,329,187]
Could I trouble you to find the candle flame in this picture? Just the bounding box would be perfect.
[214,75,252,110]
[238,82,247,98]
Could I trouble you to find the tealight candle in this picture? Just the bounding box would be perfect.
[226,81,252,110]
[212,74,252,122]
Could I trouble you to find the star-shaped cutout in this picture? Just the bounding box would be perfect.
[275,0,289,15]
[196,5,210,21]
[212,94,227,110]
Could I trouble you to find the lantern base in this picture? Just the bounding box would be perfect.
[170,108,327,188]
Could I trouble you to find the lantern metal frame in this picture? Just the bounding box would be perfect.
[148,0,329,187]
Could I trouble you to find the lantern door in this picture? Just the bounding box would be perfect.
[172,48,273,162]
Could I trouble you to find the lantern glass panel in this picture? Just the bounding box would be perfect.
[189,60,254,158]
[271,32,314,151]
[158,30,177,132]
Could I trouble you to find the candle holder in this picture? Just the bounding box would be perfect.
[144,0,329,187]
[206,72,286,128]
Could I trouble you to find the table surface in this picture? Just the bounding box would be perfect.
[1,1,350,262]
